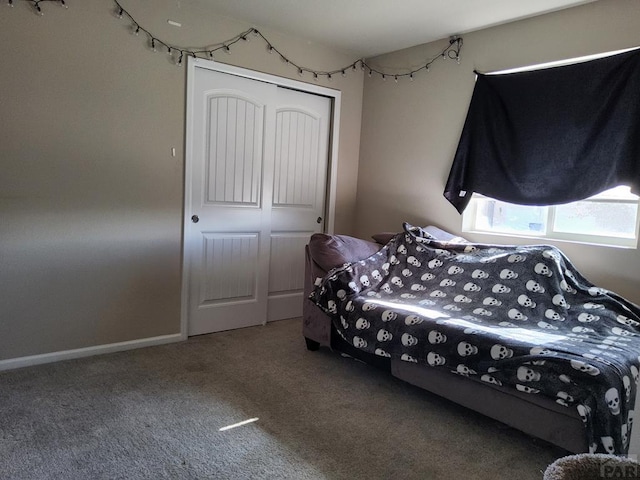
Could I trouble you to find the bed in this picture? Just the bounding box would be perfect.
[303,223,640,455]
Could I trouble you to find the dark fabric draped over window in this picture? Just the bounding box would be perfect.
[444,48,640,214]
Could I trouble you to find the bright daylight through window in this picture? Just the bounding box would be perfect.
[462,186,640,248]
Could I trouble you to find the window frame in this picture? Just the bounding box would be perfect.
[458,48,640,250]
[461,190,640,249]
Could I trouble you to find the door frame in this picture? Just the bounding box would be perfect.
[180,58,342,338]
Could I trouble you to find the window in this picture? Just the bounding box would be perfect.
[462,186,640,248]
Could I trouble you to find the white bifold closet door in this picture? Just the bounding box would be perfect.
[186,66,330,335]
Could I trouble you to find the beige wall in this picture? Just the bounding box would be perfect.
[356,0,640,304]
[0,0,363,361]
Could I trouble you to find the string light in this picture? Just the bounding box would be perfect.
[111,0,463,82]
[14,0,68,14]
[8,0,464,82]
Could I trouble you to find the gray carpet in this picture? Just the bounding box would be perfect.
[0,318,567,479]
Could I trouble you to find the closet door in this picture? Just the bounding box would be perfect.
[186,65,331,335]
[187,68,276,335]
[268,87,331,321]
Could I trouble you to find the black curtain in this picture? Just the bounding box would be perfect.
[444,48,640,214]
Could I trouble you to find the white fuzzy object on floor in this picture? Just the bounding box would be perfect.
[544,453,640,480]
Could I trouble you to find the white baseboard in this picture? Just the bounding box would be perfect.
[0,333,185,372]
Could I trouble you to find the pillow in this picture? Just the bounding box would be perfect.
[372,225,469,244]
[371,232,398,245]
[308,234,382,272]
[423,226,469,244]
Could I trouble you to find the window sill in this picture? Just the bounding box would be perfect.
[462,229,638,250]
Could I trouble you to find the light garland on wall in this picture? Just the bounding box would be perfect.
[7,0,464,81]
[112,0,463,81]
[7,0,67,14]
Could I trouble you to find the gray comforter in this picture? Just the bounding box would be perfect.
[311,224,640,454]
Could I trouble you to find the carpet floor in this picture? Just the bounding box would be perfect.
[0,318,568,479]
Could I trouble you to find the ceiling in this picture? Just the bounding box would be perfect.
[203,0,596,57]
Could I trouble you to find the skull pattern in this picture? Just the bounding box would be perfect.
[353,336,367,348]
[381,310,397,322]
[376,329,393,342]
[517,366,541,382]
[492,284,511,294]
[448,266,464,275]
[455,364,476,376]
[534,263,553,277]
[355,318,370,330]
[404,314,424,326]
[463,282,481,292]
[500,269,518,280]
[552,294,569,309]
[516,384,540,394]
[428,330,447,344]
[517,294,536,308]
[490,344,514,360]
[526,280,545,293]
[545,309,564,321]
[570,360,600,376]
[457,341,478,357]
[362,302,378,311]
[601,436,615,455]
[483,297,502,306]
[401,333,418,346]
[407,255,421,267]
[481,374,502,386]
[427,352,446,366]
[508,308,527,321]
[428,258,443,269]
[472,269,489,279]
[623,376,632,402]
[401,353,417,363]
[578,313,600,323]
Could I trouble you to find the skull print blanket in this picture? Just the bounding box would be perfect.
[310,223,640,455]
